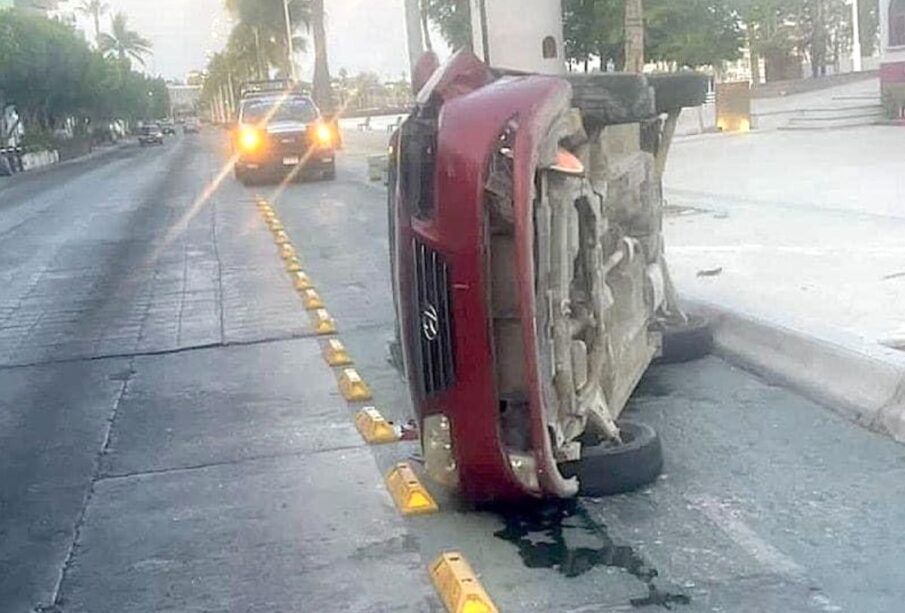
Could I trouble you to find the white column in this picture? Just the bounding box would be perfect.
[852,0,863,72]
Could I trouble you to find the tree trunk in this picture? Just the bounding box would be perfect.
[749,34,761,87]
[420,0,433,52]
[93,13,100,46]
[311,0,334,113]
[624,0,644,73]
[404,0,425,76]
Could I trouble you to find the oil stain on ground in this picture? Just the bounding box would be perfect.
[493,501,690,609]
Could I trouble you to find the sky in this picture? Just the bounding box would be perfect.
[57,0,449,82]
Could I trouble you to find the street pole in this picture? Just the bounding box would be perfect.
[283,0,297,81]
[404,0,425,77]
[851,0,862,72]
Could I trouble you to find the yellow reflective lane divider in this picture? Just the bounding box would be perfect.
[301,288,324,310]
[285,257,302,273]
[354,407,400,444]
[292,271,313,291]
[338,367,371,401]
[273,230,291,245]
[311,308,337,335]
[385,462,438,515]
[279,244,297,261]
[430,553,498,613]
[322,338,353,366]
[269,221,285,232]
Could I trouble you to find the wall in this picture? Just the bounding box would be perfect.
[470,0,565,74]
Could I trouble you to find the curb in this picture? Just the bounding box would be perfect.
[684,298,905,444]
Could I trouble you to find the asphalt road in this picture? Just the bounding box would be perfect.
[1,130,904,613]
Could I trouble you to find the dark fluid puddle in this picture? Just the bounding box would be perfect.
[492,501,690,609]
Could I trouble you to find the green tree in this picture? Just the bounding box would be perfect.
[224,0,310,78]
[76,0,107,45]
[563,0,741,71]
[97,12,152,67]
[424,0,471,50]
[0,10,168,137]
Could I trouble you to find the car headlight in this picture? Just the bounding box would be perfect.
[314,123,333,147]
[422,414,459,488]
[238,127,263,152]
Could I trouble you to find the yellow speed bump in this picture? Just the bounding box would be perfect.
[311,308,337,335]
[355,407,399,444]
[285,257,302,273]
[338,367,371,401]
[292,271,312,291]
[301,288,325,310]
[279,244,297,261]
[273,230,291,245]
[322,338,352,366]
[385,462,438,515]
[430,553,498,613]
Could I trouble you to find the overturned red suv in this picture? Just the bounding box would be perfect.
[389,52,710,503]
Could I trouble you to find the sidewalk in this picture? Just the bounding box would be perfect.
[664,125,905,348]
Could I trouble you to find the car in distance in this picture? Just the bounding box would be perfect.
[183,118,200,134]
[233,84,337,185]
[158,120,176,135]
[138,124,164,146]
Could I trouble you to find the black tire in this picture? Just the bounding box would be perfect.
[322,163,336,181]
[235,166,252,186]
[646,72,709,114]
[559,420,663,497]
[656,314,713,364]
[565,73,656,128]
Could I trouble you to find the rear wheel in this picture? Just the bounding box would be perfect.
[559,420,663,497]
[322,162,336,181]
[235,166,252,186]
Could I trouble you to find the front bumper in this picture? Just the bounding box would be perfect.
[236,150,335,177]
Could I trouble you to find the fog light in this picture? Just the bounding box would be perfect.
[423,414,458,488]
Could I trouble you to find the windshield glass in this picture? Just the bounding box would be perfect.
[240,98,317,124]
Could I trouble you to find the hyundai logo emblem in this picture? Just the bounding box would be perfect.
[421,304,440,341]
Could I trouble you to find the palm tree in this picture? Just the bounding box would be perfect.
[76,0,108,46]
[310,0,334,112]
[224,0,310,78]
[98,12,153,67]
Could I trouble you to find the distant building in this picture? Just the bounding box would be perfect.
[880,0,905,117]
[167,85,202,119]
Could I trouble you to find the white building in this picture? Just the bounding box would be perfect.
[469,0,565,75]
[880,0,905,116]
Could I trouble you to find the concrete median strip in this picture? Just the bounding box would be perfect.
[686,298,905,443]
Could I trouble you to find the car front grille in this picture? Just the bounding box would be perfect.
[412,239,454,395]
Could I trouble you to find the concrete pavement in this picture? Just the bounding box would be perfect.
[2,128,905,612]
